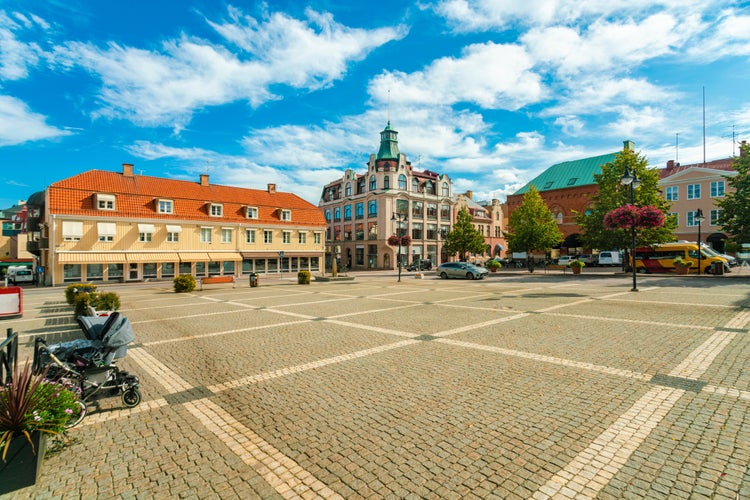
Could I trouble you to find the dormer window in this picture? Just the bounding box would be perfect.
[96,194,116,211]
[246,206,258,219]
[209,203,223,217]
[281,209,292,221]
[157,199,174,214]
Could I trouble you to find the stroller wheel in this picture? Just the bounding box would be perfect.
[122,387,142,408]
[66,401,87,428]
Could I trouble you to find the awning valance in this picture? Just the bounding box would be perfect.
[137,224,155,234]
[165,225,182,233]
[61,221,83,238]
[208,252,243,261]
[178,252,211,262]
[57,252,127,263]
[127,252,179,263]
[97,222,117,236]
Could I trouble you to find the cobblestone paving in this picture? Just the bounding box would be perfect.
[4,272,750,499]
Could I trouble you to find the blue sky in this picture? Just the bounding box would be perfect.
[1,1,749,209]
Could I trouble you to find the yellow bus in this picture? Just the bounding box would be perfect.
[634,242,727,274]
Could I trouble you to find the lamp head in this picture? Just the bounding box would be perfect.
[621,168,634,186]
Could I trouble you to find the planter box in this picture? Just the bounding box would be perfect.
[0,431,47,494]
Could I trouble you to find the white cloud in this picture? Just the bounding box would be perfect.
[522,14,683,76]
[685,11,750,60]
[0,95,72,146]
[54,7,405,129]
[0,10,45,80]
[554,116,584,136]
[369,42,544,111]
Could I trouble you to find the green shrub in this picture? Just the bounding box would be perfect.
[95,292,121,311]
[173,274,196,293]
[486,260,502,271]
[65,283,97,305]
[297,270,311,284]
[73,292,94,317]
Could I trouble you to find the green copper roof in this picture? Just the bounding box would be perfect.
[376,121,400,160]
[513,151,618,195]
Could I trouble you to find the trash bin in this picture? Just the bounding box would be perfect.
[249,273,259,287]
[712,262,724,275]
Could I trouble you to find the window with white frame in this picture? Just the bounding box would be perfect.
[137,223,155,242]
[95,194,116,211]
[61,221,83,241]
[687,184,701,200]
[200,227,212,243]
[264,230,273,244]
[314,232,321,245]
[166,225,181,242]
[665,186,678,201]
[97,222,116,242]
[221,228,232,243]
[686,211,702,226]
[710,209,721,225]
[209,203,223,217]
[298,232,306,244]
[710,181,725,198]
[246,206,258,219]
[282,231,291,244]
[281,209,292,221]
[157,199,173,214]
[245,229,256,243]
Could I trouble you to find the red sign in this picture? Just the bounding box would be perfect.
[0,286,23,319]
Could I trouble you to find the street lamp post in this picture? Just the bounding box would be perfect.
[695,208,705,275]
[621,167,641,292]
[391,213,408,282]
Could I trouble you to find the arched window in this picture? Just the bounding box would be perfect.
[557,212,563,224]
[358,177,366,194]
[334,207,341,221]
[384,176,390,189]
[399,174,407,190]
[325,209,331,221]
[412,178,420,192]
[442,182,449,196]
[370,175,377,191]
[425,181,435,195]
[345,183,351,197]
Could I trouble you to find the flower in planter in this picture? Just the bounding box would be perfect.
[569,259,585,268]
[386,234,412,246]
[0,362,82,460]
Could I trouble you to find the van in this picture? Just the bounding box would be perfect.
[634,243,726,274]
[596,251,622,267]
[7,266,34,285]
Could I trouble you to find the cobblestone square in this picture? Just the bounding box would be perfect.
[5,272,750,498]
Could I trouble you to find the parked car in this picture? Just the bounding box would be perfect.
[577,254,594,265]
[6,267,34,285]
[596,251,622,267]
[406,259,432,272]
[436,262,489,280]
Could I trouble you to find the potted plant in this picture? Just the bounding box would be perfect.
[486,259,502,273]
[569,259,585,274]
[0,362,82,494]
[297,270,311,284]
[673,256,693,275]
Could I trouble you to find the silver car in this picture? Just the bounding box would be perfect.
[436,262,489,280]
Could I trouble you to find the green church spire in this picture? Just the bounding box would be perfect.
[376,121,400,160]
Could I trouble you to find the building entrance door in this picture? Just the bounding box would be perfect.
[128,263,139,281]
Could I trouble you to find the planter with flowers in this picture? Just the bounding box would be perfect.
[569,259,585,274]
[0,362,82,494]
[486,259,502,273]
[673,256,693,275]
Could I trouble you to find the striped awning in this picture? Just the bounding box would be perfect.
[209,252,243,261]
[57,252,127,264]
[178,252,211,262]
[126,252,180,263]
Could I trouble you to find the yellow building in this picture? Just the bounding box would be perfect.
[27,164,326,286]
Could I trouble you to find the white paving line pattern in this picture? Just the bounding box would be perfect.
[56,286,748,498]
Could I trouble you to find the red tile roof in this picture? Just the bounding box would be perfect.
[659,157,736,179]
[48,170,326,227]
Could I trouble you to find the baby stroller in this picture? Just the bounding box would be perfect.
[33,311,142,427]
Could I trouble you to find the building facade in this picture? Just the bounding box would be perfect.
[454,192,506,263]
[26,164,326,286]
[319,123,453,271]
[658,149,742,252]
[506,144,628,256]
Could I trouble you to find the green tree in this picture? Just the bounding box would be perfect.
[442,207,487,261]
[575,146,676,253]
[718,142,750,243]
[505,186,563,271]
